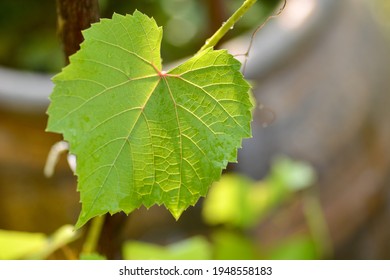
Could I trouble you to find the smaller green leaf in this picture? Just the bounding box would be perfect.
[269,155,317,191]
[0,230,46,260]
[0,225,79,260]
[212,230,258,260]
[203,157,318,228]
[202,173,282,228]
[202,174,258,228]
[267,235,319,260]
[80,253,107,260]
[123,236,212,260]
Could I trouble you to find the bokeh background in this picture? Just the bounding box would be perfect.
[0,0,390,259]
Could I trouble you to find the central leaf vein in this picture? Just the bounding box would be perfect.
[163,76,183,205]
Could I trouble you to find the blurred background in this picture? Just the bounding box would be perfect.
[0,0,389,259]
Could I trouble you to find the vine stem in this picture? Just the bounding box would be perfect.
[56,0,99,63]
[81,215,105,255]
[198,0,257,53]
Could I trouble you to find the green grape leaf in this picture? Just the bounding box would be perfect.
[47,11,253,228]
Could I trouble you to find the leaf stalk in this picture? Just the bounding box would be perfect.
[81,215,105,255]
[199,0,258,52]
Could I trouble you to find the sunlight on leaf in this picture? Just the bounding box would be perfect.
[46,11,253,228]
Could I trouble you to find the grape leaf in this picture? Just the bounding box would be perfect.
[46,11,253,228]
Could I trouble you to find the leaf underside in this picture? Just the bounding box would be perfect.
[47,11,253,228]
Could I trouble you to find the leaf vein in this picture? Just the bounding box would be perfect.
[177,76,247,134]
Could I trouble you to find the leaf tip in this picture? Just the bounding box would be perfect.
[74,210,93,230]
[74,218,87,230]
[169,208,184,221]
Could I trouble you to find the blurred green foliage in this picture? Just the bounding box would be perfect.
[123,156,326,260]
[0,0,60,72]
[0,230,46,259]
[0,225,79,260]
[0,155,329,259]
[211,230,259,260]
[0,0,280,72]
[202,156,317,229]
[267,236,318,260]
[80,253,107,260]
[123,236,212,260]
